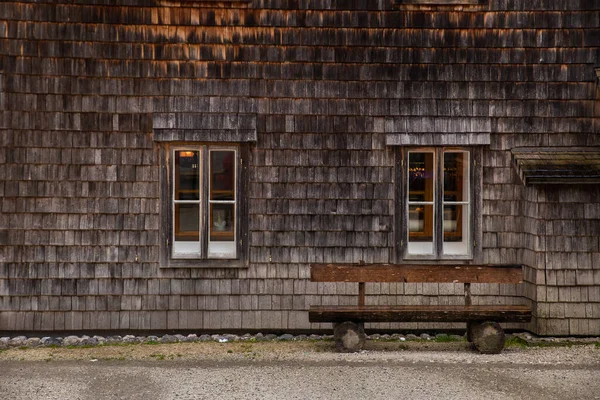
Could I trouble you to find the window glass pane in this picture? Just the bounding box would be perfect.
[209,203,236,258]
[174,150,200,201]
[444,152,469,202]
[443,204,469,255]
[210,150,235,201]
[408,152,434,202]
[210,203,235,241]
[408,204,434,254]
[174,204,200,254]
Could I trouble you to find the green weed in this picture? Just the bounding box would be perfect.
[504,336,529,348]
[434,335,463,343]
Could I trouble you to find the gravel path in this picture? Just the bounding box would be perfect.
[0,341,599,400]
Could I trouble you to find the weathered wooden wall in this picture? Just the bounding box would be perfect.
[0,1,598,334]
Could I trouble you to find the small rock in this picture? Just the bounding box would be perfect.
[263,334,278,341]
[277,334,294,341]
[0,337,10,348]
[146,336,159,343]
[308,334,321,340]
[122,335,138,343]
[420,333,431,340]
[107,336,123,344]
[160,334,178,343]
[406,334,418,340]
[255,333,264,339]
[93,336,107,345]
[181,334,197,342]
[83,337,99,346]
[175,334,186,342]
[380,334,391,340]
[295,335,307,341]
[9,336,28,347]
[224,334,239,342]
[41,337,62,346]
[26,337,42,347]
[198,335,212,342]
[63,336,81,346]
[369,334,381,340]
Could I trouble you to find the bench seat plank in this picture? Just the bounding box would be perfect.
[309,305,532,323]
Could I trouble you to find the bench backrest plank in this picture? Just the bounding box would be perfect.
[310,264,524,284]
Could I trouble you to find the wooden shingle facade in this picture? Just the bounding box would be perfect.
[0,1,599,335]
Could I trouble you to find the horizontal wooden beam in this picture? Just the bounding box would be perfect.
[309,305,532,323]
[310,264,524,284]
[398,0,481,4]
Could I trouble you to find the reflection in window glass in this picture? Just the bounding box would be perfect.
[173,150,201,256]
[408,152,434,202]
[407,152,435,255]
[408,204,434,255]
[173,204,201,254]
[208,150,236,258]
[443,151,470,255]
[444,152,468,202]
[210,151,235,201]
[175,151,200,201]
[210,203,235,241]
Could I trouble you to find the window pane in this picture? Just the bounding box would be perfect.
[443,204,469,255]
[408,204,434,255]
[210,150,235,201]
[210,203,235,242]
[209,203,236,258]
[174,204,200,254]
[444,152,469,202]
[174,150,200,201]
[408,152,434,202]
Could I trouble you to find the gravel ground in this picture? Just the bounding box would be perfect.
[0,341,599,400]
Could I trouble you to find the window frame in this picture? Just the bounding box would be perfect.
[159,142,249,269]
[395,146,482,263]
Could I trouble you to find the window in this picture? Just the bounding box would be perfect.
[160,144,248,268]
[401,148,478,260]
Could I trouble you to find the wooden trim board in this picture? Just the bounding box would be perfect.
[310,264,524,284]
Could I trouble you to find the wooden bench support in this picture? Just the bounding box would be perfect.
[470,321,505,354]
[310,305,531,354]
[333,321,366,352]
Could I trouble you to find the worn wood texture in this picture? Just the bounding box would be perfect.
[311,264,524,284]
[0,1,598,335]
[512,147,600,185]
[309,305,533,323]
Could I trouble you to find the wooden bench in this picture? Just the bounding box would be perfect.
[308,263,532,354]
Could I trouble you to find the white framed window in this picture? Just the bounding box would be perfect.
[404,148,473,259]
[171,146,238,260]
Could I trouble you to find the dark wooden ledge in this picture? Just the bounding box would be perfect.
[309,305,532,323]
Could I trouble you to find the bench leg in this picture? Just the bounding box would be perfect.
[470,321,506,354]
[466,321,477,342]
[333,321,366,352]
